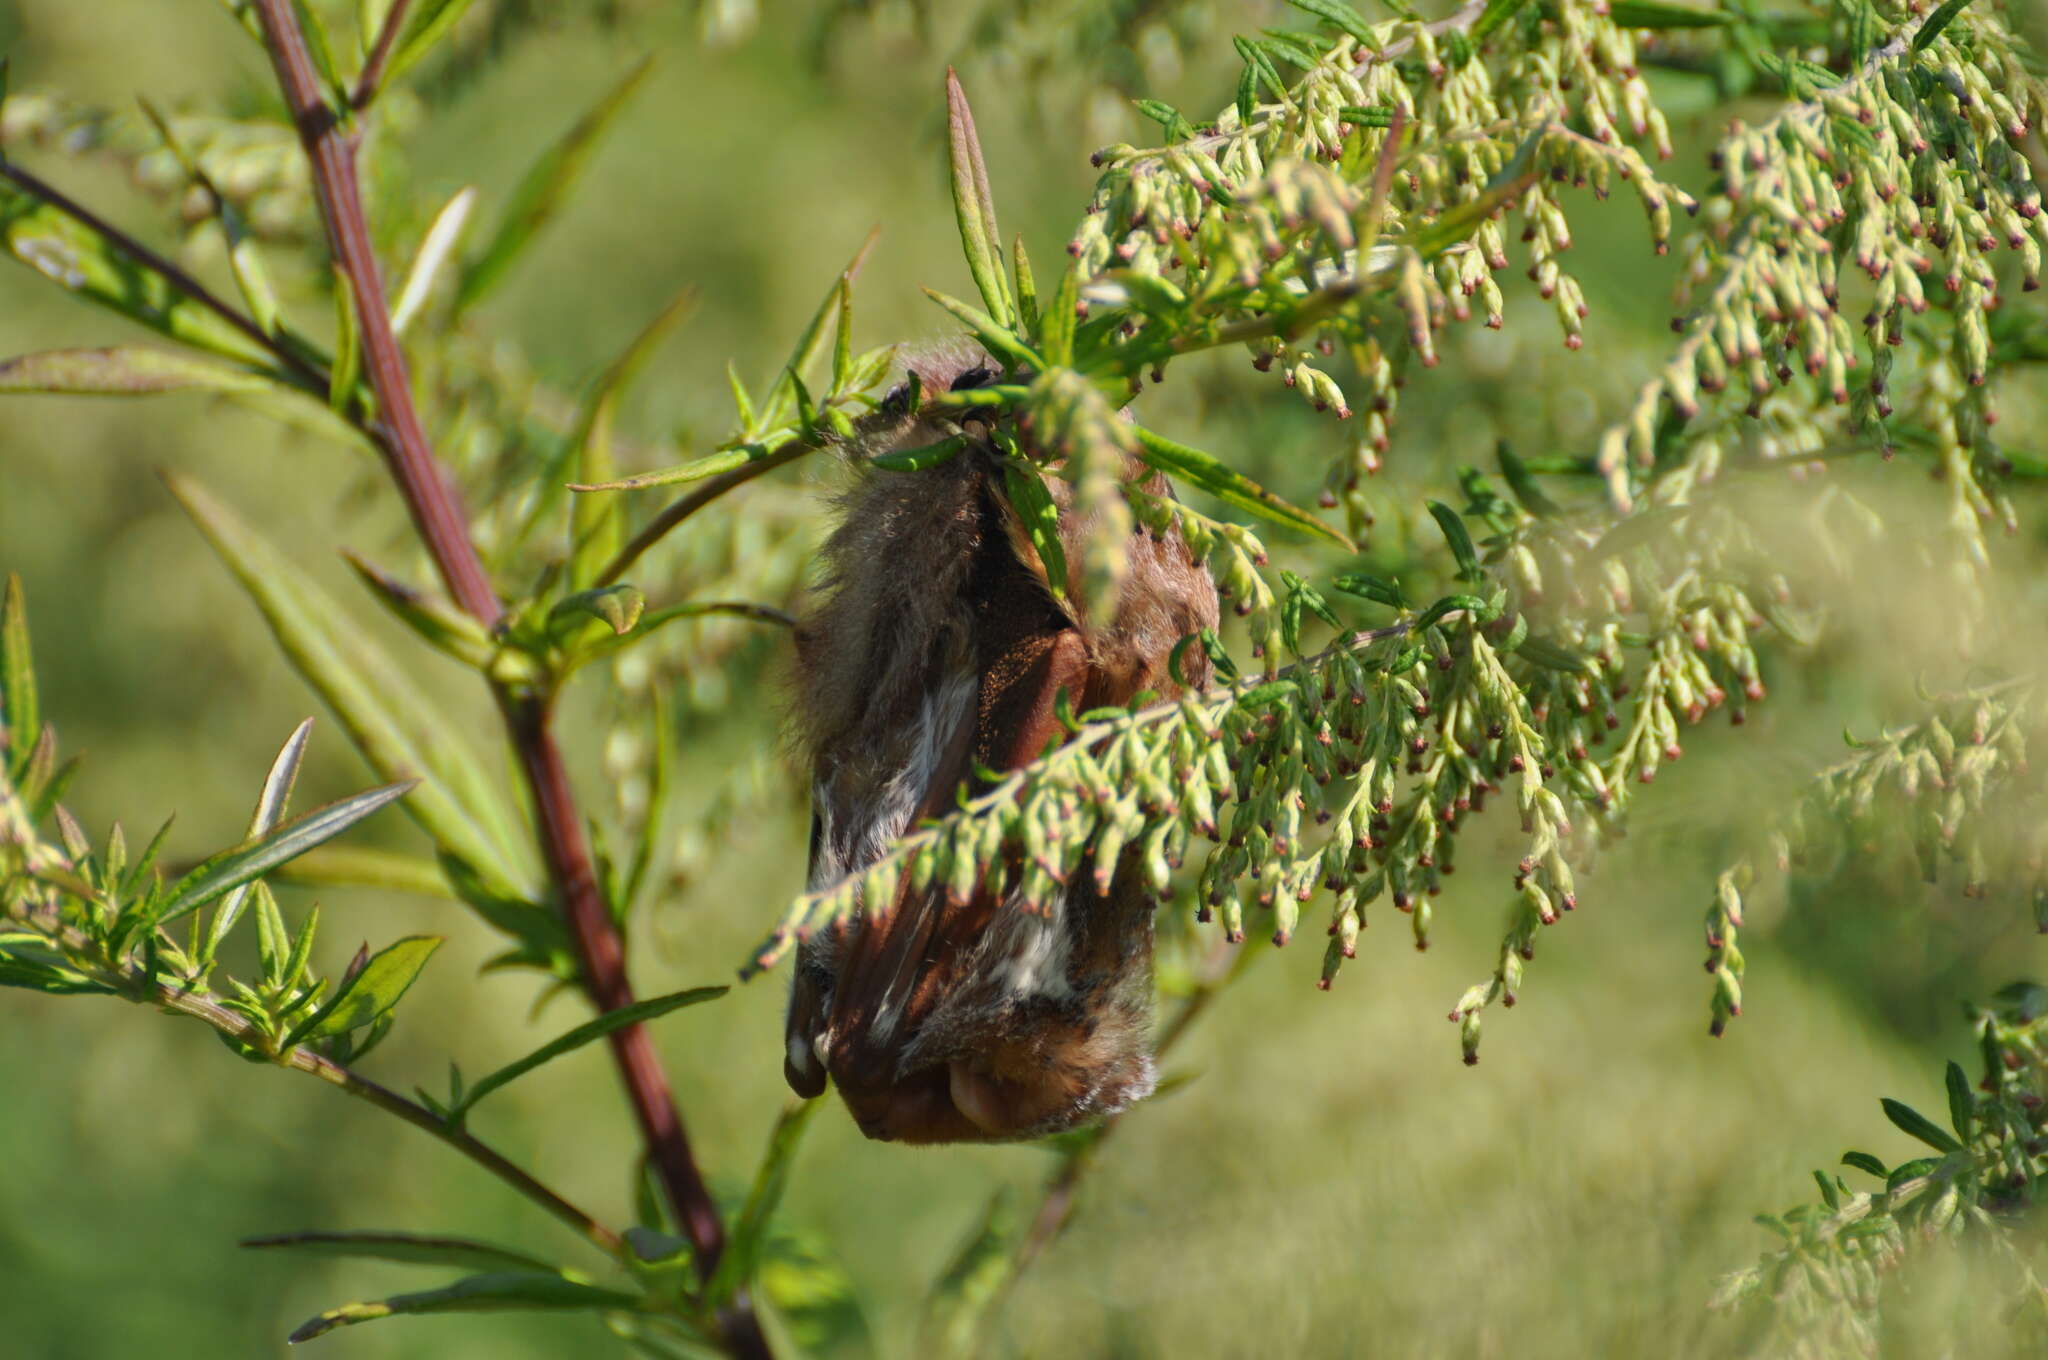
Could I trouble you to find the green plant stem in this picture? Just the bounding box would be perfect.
[592,436,816,587]
[248,7,770,1356]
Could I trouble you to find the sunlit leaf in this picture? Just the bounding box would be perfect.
[243,1231,557,1274]
[202,718,314,964]
[284,934,443,1046]
[1131,426,1353,549]
[2,573,38,780]
[156,780,416,926]
[945,69,1014,329]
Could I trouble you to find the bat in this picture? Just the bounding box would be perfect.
[781,345,1220,1143]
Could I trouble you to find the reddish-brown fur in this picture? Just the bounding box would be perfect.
[782,346,1218,1143]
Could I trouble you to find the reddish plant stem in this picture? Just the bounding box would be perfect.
[250,7,768,1355]
[353,0,415,109]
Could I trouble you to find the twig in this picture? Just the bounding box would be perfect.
[593,437,816,587]
[247,7,770,1355]
[0,159,325,392]
[353,0,415,110]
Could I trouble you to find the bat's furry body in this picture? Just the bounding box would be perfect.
[783,347,1219,1143]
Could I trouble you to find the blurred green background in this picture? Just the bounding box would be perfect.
[2,2,2044,1356]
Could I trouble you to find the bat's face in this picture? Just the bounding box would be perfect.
[781,350,1218,1143]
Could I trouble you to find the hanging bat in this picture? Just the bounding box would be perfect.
[782,346,1220,1143]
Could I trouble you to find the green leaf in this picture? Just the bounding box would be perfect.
[456,57,652,313]
[0,166,277,369]
[1232,36,1286,102]
[285,934,443,1047]
[1131,426,1353,549]
[1880,1097,1965,1155]
[944,68,1014,329]
[760,233,877,433]
[1471,0,1538,41]
[1607,1,1735,28]
[344,552,498,669]
[569,445,762,493]
[1285,0,1375,44]
[569,288,698,588]
[0,345,283,398]
[381,0,482,90]
[1001,460,1069,604]
[242,1231,556,1274]
[871,434,969,472]
[1134,99,1197,142]
[286,1271,638,1343]
[1944,1060,1974,1141]
[270,845,457,899]
[202,719,313,965]
[448,985,726,1126]
[2,572,38,779]
[1495,442,1562,518]
[1412,593,1488,631]
[1041,263,1080,368]
[549,585,646,638]
[709,1100,823,1306]
[392,187,477,337]
[922,288,1042,373]
[156,780,416,926]
[1912,0,1972,52]
[1331,573,1406,608]
[166,473,539,902]
[1426,501,1483,584]
[1514,633,1588,672]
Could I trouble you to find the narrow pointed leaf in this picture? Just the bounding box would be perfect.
[1131,426,1354,549]
[344,552,497,668]
[0,167,277,368]
[1912,0,1973,51]
[271,845,458,899]
[1943,1061,1974,1140]
[1472,0,1538,40]
[569,444,772,493]
[1880,1097,1965,1155]
[0,345,288,397]
[922,289,1041,373]
[167,473,539,899]
[1041,263,1079,368]
[570,289,698,588]
[709,1100,823,1306]
[448,985,726,1124]
[286,1271,637,1343]
[156,780,416,925]
[392,187,477,336]
[549,585,646,638]
[203,718,314,961]
[242,1231,555,1274]
[1426,500,1483,584]
[1001,460,1068,603]
[136,98,282,335]
[382,0,483,89]
[457,58,653,312]
[761,234,876,431]
[1285,0,1376,43]
[1607,0,1737,27]
[285,934,442,1046]
[945,69,1013,329]
[2,573,38,778]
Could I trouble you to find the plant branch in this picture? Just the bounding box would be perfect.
[353,0,415,109]
[249,7,769,1355]
[593,437,816,587]
[253,0,497,622]
[0,159,326,392]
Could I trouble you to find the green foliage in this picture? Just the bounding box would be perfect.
[1,0,2046,1355]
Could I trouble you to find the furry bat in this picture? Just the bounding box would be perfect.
[782,346,1220,1144]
